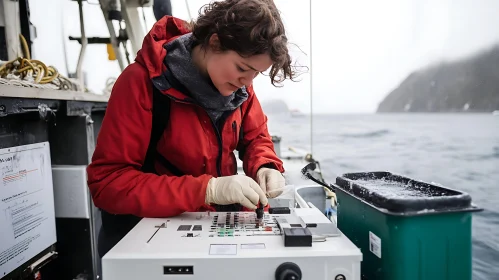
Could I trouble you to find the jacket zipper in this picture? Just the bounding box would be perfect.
[232,121,238,175]
[167,95,233,177]
[209,118,224,177]
[209,110,235,177]
[232,121,237,146]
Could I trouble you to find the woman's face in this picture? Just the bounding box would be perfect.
[204,36,273,96]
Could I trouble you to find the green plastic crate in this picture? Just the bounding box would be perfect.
[334,171,482,280]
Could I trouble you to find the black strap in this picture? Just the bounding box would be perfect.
[141,85,172,174]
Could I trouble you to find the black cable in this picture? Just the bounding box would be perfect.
[300,162,336,193]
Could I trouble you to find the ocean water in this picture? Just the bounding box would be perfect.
[267,113,498,280]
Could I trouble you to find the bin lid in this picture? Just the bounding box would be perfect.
[335,171,481,215]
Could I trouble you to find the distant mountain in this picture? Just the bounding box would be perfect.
[261,99,290,114]
[377,45,499,113]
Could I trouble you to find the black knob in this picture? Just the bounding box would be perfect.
[275,262,302,280]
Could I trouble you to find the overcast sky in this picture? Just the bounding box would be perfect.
[29,0,499,113]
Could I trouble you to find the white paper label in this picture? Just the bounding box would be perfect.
[209,244,237,255]
[369,231,382,258]
[0,142,56,276]
[241,243,266,249]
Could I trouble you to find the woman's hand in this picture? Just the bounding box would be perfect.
[205,175,268,209]
[256,167,285,198]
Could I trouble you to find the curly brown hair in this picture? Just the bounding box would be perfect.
[188,0,298,87]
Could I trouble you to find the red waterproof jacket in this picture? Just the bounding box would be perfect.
[87,16,284,218]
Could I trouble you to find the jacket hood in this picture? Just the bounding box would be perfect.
[135,16,249,122]
[135,16,191,82]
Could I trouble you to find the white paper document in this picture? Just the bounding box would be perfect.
[0,142,56,277]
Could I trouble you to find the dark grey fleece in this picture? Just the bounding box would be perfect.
[164,33,248,123]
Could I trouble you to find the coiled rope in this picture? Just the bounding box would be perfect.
[0,34,81,91]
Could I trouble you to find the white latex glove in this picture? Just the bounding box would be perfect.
[205,175,268,209]
[256,167,285,198]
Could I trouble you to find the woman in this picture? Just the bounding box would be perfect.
[87,0,296,257]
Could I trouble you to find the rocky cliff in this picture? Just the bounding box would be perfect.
[377,45,499,113]
[261,99,290,114]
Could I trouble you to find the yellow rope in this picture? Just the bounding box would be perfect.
[19,32,30,60]
[0,34,62,86]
